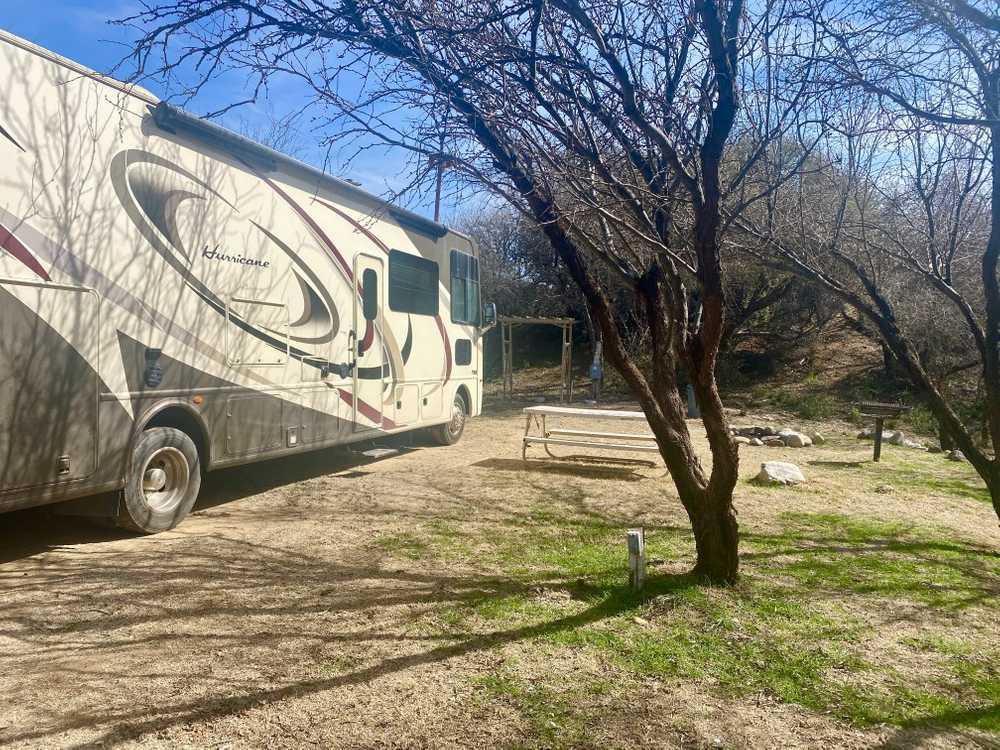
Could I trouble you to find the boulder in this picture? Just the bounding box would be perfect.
[733,436,751,445]
[778,429,812,448]
[947,450,966,462]
[886,430,905,446]
[902,439,926,450]
[763,436,785,447]
[749,437,764,447]
[754,461,806,485]
[857,428,874,440]
[927,444,943,454]
[811,432,826,445]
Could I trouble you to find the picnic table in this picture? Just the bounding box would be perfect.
[521,405,659,461]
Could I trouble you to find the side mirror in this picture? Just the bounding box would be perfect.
[482,302,497,327]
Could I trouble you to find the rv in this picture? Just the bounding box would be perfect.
[0,30,493,533]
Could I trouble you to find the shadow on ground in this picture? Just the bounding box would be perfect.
[0,441,425,564]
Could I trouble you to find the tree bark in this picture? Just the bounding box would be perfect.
[688,488,740,583]
[938,423,955,452]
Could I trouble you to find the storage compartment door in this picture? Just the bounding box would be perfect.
[421,384,443,421]
[0,281,99,491]
[393,384,420,426]
[225,393,283,456]
[301,385,343,445]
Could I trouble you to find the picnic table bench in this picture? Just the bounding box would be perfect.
[521,405,659,461]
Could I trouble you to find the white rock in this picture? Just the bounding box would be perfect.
[733,436,751,445]
[947,450,965,462]
[886,430,905,446]
[811,432,826,445]
[778,429,812,448]
[749,437,764,446]
[754,461,806,485]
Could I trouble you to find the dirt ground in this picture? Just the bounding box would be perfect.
[1,401,997,749]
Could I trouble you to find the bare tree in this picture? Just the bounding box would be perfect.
[120,0,821,582]
[737,0,1000,520]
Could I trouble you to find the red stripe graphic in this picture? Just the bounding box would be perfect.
[337,387,397,430]
[0,223,49,281]
[315,198,391,254]
[360,320,375,353]
[260,176,354,280]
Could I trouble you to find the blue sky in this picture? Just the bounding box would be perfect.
[0,1,452,218]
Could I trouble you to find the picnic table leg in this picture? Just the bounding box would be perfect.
[542,414,558,458]
[873,417,884,462]
[522,414,533,460]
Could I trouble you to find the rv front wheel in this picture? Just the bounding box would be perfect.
[428,393,467,446]
[119,427,201,533]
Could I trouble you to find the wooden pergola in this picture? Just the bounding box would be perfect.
[500,315,575,402]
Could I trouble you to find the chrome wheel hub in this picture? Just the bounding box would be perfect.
[140,447,189,513]
[448,400,466,436]
[143,467,167,492]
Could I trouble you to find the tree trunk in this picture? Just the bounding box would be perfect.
[688,489,740,583]
[882,342,896,379]
[938,423,955,452]
[985,466,1000,523]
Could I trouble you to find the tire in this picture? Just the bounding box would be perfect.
[118,427,201,533]
[428,392,468,446]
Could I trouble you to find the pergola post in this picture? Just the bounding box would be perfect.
[561,322,573,403]
[498,316,576,402]
[501,320,514,399]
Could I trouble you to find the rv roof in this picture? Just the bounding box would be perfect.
[153,103,450,241]
[0,27,457,244]
[0,28,158,103]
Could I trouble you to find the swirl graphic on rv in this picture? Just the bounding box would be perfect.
[109,149,359,369]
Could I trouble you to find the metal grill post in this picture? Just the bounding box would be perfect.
[856,401,910,463]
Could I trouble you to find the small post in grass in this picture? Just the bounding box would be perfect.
[873,416,885,462]
[626,527,646,592]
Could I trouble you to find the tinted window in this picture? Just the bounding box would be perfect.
[450,250,480,324]
[455,338,472,366]
[362,268,378,321]
[388,249,439,316]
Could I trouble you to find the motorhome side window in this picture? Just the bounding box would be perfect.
[450,250,480,325]
[388,249,439,315]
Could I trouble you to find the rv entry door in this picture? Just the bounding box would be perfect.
[352,253,385,432]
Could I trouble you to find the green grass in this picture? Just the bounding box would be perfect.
[876,451,992,504]
[373,531,431,559]
[374,506,999,736]
[750,513,1000,609]
[473,668,613,749]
